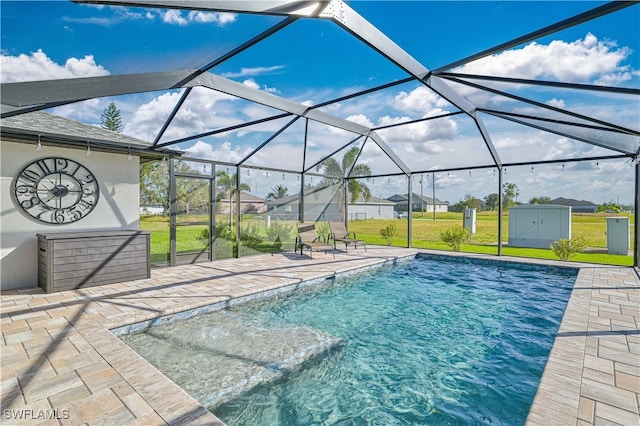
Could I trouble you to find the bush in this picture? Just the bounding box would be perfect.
[315,221,330,241]
[380,223,397,245]
[196,223,234,247]
[266,221,293,242]
[551,237,585,261]
[240,223,262,248]
[441,226,470,251]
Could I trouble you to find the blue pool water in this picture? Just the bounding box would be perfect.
[124,255,577,425]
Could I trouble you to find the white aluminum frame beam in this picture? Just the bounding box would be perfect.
[75,0,331,17]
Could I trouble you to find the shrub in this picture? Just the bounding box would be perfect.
[266,221,293,242]
[441,226,470,251]
[196,223,234,247]
[380,223,397,245]
[240,223,262,248]
[551,237,585,261]
[315,221,330,241]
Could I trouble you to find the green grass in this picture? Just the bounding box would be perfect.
[348,212,634,267]
[141,212,635,267]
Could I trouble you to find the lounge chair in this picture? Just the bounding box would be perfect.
[296,223,336,259]
[329,221,367,252]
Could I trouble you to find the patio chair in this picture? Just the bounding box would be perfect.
[296,223,336,259]
[329,221,367,252]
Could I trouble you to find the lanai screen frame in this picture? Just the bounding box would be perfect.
[1,0,638,265]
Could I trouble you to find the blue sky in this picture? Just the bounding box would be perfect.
[1,1,639,205]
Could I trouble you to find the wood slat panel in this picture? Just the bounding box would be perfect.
[38,232,150,293]
[53,255,148,273]
[52,261,147,281]
[52,236,147,251]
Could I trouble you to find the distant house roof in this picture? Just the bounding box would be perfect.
[350,195,395,205]
[217,190,265,203]
[0,111,179,159]
[265,192,392,207]
[546,197,597,207]
[387,193,448,205]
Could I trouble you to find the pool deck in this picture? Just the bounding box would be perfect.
[1,247,638,425]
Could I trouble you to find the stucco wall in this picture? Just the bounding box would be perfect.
[1,141,140,290]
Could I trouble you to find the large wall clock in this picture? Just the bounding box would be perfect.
[13,157,100,224]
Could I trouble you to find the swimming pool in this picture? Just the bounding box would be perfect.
[121,255,576,425]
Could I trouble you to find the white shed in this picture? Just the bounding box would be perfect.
[508,205,571,249]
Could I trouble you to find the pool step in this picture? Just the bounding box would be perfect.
[121,311,341,409]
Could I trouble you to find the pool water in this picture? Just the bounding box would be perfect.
[122,255,576,425]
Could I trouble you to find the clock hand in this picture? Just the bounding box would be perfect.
[42,193,57,203]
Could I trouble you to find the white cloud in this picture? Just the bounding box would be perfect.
[161,10,236,26]
[242,78,279,94]
[458,33,635,85]
[187,11,236,26]
[345,114,373,128]
[123,91,186,141]
[222,65,285,79]
[545,98,566,108]
[376,113,457,146]
[394,86,452,111]
[50,98,103,122]
[185,140,252,163]
[0,49,109,83]
[63,6,152,26]
[162,10,187,25]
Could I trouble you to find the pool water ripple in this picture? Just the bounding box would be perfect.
[123,256,576,425]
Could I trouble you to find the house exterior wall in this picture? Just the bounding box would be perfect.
[394,202,449,213]
[1,141,140,290]
[347,204,395,220]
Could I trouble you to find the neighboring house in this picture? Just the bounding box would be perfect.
[265,189,340,221]
[216,190,267,215]
[140,205,164,215]
[545,197,598,213]
[265,189,393,221]
[387,193,449,213]
[348,195,396,220]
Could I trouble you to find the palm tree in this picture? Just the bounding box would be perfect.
[266,184,288,201]
[216,171,251,228]
[318,146,372,220]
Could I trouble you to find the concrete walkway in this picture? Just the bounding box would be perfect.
[1,248,638,425]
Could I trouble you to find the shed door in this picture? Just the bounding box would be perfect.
[513,208,539,240]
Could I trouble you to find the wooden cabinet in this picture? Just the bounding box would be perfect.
[37,231,150,293]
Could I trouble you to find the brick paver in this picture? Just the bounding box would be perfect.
[1,247,638,425]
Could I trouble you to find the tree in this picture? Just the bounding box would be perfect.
[100,102,123,132]
[451,193,483,212]
[317,146,372,220]
[529,196,551,205]
[266,184,288,201]
[598,202,621,212]
[140,160,170,214]
[484,193,499,211]
[320,146,372,203]
[502,182,519,209]
[216,171,251,228]
[140,160,209,215]
[175,162,209,214]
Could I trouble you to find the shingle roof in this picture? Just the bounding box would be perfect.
[1,111,152,148]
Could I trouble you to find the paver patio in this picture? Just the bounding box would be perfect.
[1,247,638,425]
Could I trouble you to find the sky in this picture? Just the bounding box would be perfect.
[1,1,639,205]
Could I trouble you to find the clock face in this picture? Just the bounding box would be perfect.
[13,157,99,224]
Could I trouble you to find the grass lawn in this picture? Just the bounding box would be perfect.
[141,211,634,267]
[347,211,634,266]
